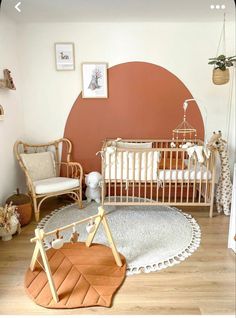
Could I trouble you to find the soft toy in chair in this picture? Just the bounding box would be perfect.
[85,172,102,203]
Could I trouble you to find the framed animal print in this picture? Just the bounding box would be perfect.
[55,43,75,71]
[81,63,108,98]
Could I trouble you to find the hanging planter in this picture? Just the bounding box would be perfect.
[209,55,236,85]
[212,68,229,85]
[208,14,236,85]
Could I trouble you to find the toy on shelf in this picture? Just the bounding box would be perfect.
[0,69,16,90]
[29,206,122,303]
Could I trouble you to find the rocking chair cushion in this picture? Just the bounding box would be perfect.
[20,151,56,181]
[33,177,80,194]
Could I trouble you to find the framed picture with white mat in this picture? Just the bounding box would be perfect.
[55,42,75,71]
[81,62,108,98]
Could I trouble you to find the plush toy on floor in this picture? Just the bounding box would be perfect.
[85,171,102,203]
[207,131,232,215]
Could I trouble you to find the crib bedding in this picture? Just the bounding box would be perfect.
[158,168,211,181]
[104,148,211,181]
[102,139,216,217]
[104,149,161,181]
[105,165,212,181]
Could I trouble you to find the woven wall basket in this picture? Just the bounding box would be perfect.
[212,68,230,85]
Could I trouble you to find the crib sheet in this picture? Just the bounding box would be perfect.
[105,165,212,181]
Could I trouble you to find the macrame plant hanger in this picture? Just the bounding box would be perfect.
[213,13,235,145]
[225,65,235,146]
[212,13,231,85]
[215,13,226,59]
[222,13,235,145]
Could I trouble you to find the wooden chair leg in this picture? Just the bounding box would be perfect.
[35,212,40,222]
[78,188,83,209]
[32,196,40,222]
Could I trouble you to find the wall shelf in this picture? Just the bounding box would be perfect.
[0,69,16,90]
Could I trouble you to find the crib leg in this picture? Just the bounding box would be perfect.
[209,201,214,218]
[209,181,215,218]
[101,181,105,206]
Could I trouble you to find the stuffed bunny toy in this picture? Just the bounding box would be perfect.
[85,171,102,203]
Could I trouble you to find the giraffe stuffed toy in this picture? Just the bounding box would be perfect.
[207,131,232,215]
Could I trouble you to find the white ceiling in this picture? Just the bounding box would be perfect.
[1,0,235,23]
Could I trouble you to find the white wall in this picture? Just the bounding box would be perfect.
[0,14,24,204]
[18,21,235,170]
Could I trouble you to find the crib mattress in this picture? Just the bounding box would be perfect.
[105,166,212,182]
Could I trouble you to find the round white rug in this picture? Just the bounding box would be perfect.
[37,202,201,275]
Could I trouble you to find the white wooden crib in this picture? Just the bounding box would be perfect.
[100,139,216,217]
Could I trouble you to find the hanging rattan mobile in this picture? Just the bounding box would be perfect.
[172,99,197,142]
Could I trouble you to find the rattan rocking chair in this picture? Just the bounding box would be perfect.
[14,138,83,222]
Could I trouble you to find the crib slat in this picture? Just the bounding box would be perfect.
[198,163,203,203]
[138,152,141,202]
[150,151,154,202]
[186,156,191,203]
[114,150,117,202]
[162,150,166,202]
[156,152,160,202]
[192,156,197,203]
[108,152,111,202]
[132,151,135,202]
[144,151,148,201]
[168,150,173,203]
[120,151,123,202]
[174,149,178,203]
[126,151,129,202]
[180,150,185,203]
[156,175,159,202]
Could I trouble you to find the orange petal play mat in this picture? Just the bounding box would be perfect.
[25,242,126,309]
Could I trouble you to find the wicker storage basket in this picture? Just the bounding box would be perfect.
[6,189,32,226]
[212,68,230,85]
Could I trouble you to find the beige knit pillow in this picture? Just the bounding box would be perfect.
[20,152,56,181]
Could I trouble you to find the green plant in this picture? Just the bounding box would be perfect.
[208,54,236,71]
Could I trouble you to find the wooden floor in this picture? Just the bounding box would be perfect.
[0,198,235,315]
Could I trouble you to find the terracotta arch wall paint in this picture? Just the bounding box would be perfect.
[63,62,204,173]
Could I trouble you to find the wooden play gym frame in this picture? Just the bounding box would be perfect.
[29,207,122,303]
